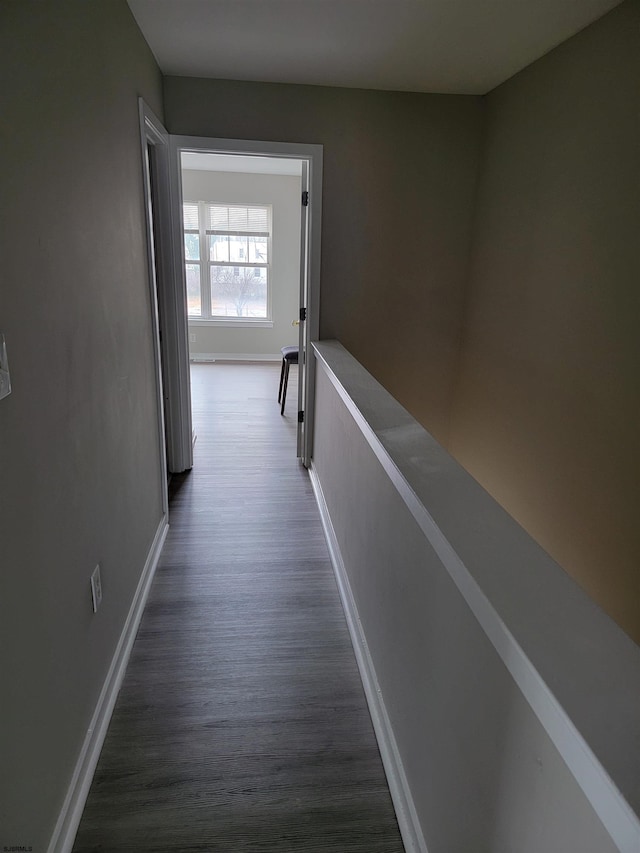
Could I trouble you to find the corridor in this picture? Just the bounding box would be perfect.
[72,362,404,852]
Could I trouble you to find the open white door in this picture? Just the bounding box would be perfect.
[297,161,310,461]
[140,100,194,475]
[139,100,193,488]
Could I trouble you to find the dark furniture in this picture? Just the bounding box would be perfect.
[278,345,298,415]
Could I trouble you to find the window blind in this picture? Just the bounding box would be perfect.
[183,202,199,230]
[208,205,269,235]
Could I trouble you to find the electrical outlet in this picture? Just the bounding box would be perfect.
[189,333,196,343]
[90,564,103,613]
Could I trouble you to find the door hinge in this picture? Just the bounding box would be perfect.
[299,306,307,322]
[298,410,304,423]
[302,191,309,207]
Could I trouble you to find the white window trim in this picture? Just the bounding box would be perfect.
[184,200,273,326]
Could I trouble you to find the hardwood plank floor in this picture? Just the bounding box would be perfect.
[72,362,404,853]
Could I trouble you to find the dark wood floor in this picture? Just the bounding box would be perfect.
[72,362,404,852]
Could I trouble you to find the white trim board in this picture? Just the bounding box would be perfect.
[47,517,169,853]
[309,464,428,853]
[190,352,282,362]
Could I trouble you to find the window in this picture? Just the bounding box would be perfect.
[183,202,271,321]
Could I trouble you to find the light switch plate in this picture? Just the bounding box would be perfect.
[0,334,11,400]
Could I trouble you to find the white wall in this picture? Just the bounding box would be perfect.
[182,169,301,359]
[311,342,639,853]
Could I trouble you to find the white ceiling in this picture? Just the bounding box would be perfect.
[128,0,621,95]
[181,151,303,176]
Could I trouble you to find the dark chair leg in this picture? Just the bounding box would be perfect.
[278,358,286,403]
[281,360,290,415]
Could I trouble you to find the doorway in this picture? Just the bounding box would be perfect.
[180,153,301,362]
[169,136,323,468]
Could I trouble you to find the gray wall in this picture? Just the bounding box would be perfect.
[0,2,164,848]
[165,9,640,648]
[449,0,640,644]
[164,77,483,445]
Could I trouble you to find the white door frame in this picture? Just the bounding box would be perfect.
[169,135,323,467]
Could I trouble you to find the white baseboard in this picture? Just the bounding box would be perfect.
[47,516,169,853]
[309,465,429,853]
[189,352,282,362]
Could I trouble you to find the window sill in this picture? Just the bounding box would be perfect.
[188,318,274,329]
